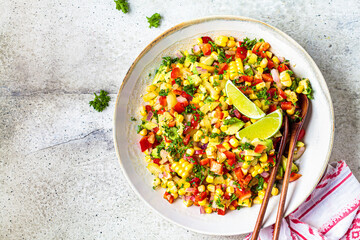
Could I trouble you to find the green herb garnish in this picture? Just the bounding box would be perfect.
[89,90,111,112]
[147,13,161,28]
[114,0,129,13]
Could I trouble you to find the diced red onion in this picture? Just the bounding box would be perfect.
[146,111,153,121]
[193,45,200,53]
[294,146,306,160]
[194,150,204,155]
[175,50,183,59]
[279,56,285,63]
[260,171,270,178]
[185,188,194,192]
[196,66,208,73]
[200,206,205,214]
[271,69,282,89]
[158,173,163,178]
[176,96,188,103]
[234,109,241,119]
[222,184,226,189]
[234,162,243,168]
[183,195,191,201]
[210,192,215,201]
[190,196,195,202]
[200,143,208,150]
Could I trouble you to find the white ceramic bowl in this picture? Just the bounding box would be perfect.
[114,16,334,235]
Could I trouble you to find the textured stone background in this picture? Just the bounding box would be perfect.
[1,0,359,239]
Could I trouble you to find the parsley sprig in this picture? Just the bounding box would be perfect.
[89,90,111,112]
[114,0,129,13]
[147,13,161,28]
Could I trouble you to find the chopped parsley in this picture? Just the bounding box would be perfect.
[136,124,144,134]
[147,13,161,28]
[175,78,182,85]
[256,88,268,99]
[204,96,214,103]
[241,37,258,50]
[256,176,264,191]
[130,117,137,121]
[187,55,197,63]
[215,198,224,208]
[183,84,196,96]
[184,104,196,114]
[244,67,254,76]
[159,89,169,96]
[114,0,129,13]
[230,194,238,202]
[239,142,253,150]
[89,90,111,112]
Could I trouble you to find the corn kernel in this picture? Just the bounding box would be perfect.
[229,138,239,148]
[254,164,261,171]
[263,182,268,190]
[245,155,254,161]
[259,153,268,162]
[260,58,268,68]
[253,196,262,204]
[205,207,213,214]
[172,193,179,199]
[206,175,214,183]
[198,199,207,206]
[254,100,262,108]
[184,164,193,172]
[184,182,190,189]
[220,125,228,132]
[143,92,157,102]
[215,35,229,47]
[272,56,280,65]
[201,136,209,144]
[153,178,161,187]
[258,190,265,200]
[271,187,279,196]
[207,184,215,192]
[222,142,231,150]
[296,85,304,94]
[186,148,195,156]
[198,185,205,192]
[249,93,258,99]
[178,188,186,195]
[140,106,147,116]
[146,85,157,92]
[242,162,250,169]
[252,171,258,177]
[226,186,234,194]
[229,205,236,210]
[223,111,229,118]
[139,129,147,136]
[145,156,151,163]
[286,106,296,115]
[183,200,193,207]
[199,102,204,107]
[248,54,258,64]
[225,98,233,105]
[266,51,273,58]
[256,82,266,91]
[227,40,236,48]
[216,189,224,196]
[197,37,203,45]
[257,168,264,174]
[296,141,305,148]
[183,80,190,86]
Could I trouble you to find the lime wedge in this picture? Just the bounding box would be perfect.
[235,109,283,140]
[225,80,265,119]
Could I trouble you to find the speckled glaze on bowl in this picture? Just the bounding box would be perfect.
[113,16,334,235]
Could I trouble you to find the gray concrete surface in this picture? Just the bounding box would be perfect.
[1,0,359,239]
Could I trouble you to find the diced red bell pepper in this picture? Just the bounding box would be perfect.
[195,191,207,202]
[237,189,252,201]
[145,105,152,112]
[139,136,151,152]
[153,158,161,165]
[218,63,229,74]
[164,136,171,143]
[183,125,193,135]
[163,192,174,204]
[191,114,200,128]
[171,67,180,79]
[235,46,247,60]
[241,174,252,185]
[280,101,293,110]
[267,155,276,165]
[159,96,167,106]
[241,75,254,82]
[216,144,227,153]
[252,42,262,54]
[168,120,176,127]
[153,127,159,134]
[234,167,244,180]
[214,107,224,119]
[201,43,212,56]
[262,73,273,82]
[190,177,201,186]
[259,42,270,53]
[183,134,191,146]
[217,208,226,215]
[254,144,267,154]
[268,104,277,113]
[225,54,234,61]
[252,78,263,86]
[201,36,213,44]
[290,173,302,182]
[157,108,166,114]
[194,150,205,155]
[173,102,185,113]
[277,88,288,99]
[298,128,305,141]
[278,63,289,73]
[226,158,236,167]
[181,91,192,101]
[267,88,277,99]
[210,160,224,175]
[224,151,236,161]
[267,58,275,69]
[200,158,210,166]
[173,89,182,95]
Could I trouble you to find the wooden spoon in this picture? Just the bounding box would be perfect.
[273,94,310,240]
[251,115,289,240]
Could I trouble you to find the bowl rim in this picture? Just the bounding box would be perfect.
[113,15,335,235]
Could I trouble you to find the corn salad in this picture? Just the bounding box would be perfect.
[135,35,312,215]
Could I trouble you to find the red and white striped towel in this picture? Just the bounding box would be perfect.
[245,160,360,240]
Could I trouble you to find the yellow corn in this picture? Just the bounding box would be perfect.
[178,188,186,195]
[193,130,204,142]
[186,148,195,156]
[245,155,254,161]
[220,125,228,132]
[216,189,224,196]
[183,200,193,207]
[242,162,250,169]
[266,51,273,58]
[256,82,266,91]
[215,35,229,47]
[259,153,268,162]
[207,184,215,192]
[296,85,304,94]
[198,199,208,206]
[280,71,292,87]
[226,186,235,194]
[257,168,264,174]
[260,58,268,68]
[197,37,203,45]
[258,190,265,200]
[143,92,157,102]
[205,207,213,214]
[225,97,233,105]
[153,178,161,187]
[253,196,262,204]
[251,171,258,177]
[249,93,258,99]
[201,136,209,144]
[206,175,214,183]
[254,100,262,108]
[184,182,190,189]
[146,85,157,92]
[222,142,231,150]
[272,56,280,65]
[145,156,151,163]
[229,205,236,211]
[235,58,244,74]
[229,138,239,148]
[229,61,238,80]
[254,164,261,171]
[248,54,258,64]
[198,185,205,192]
[212,127,221,134]
[286,106,296,115]
[271,187,279,196]
[139,129,147,136]
[140,106,147,116]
